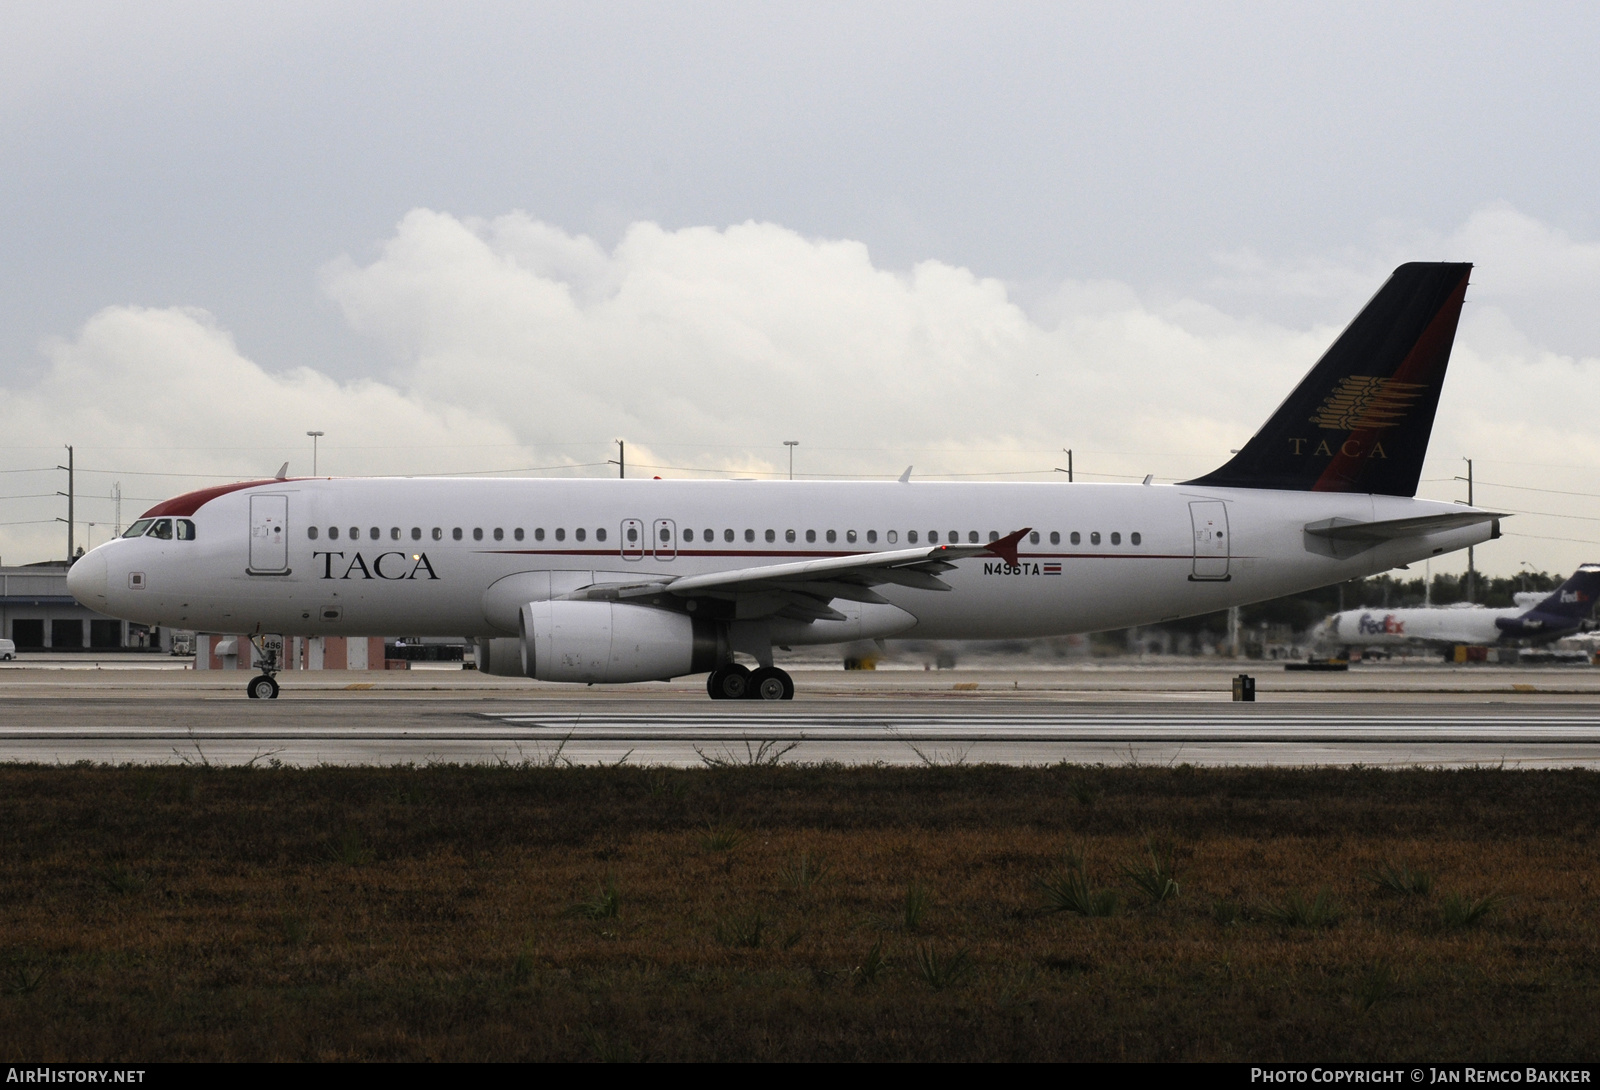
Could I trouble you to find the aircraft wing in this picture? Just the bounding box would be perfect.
[562,528,1032,621]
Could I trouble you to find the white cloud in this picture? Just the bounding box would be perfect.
[321,209,1321,482]
[5,205,1600,576]
[0,304,530,562]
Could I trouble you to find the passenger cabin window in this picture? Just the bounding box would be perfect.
[1050,532,1060,545]
[764,529,775,543]
[411,527,421,540]
[845,530,855,543]
[1090,532,1101,545]
[828,530,838,543]
[307,526,319,540]
[472,528,483,541]
[535,528,545,541]
[493,528,503,541]
[1131,532,1142,545]
[176,519,197,540]
[928,531,939,543]
[391,527,401,540]
[514,528,524,541]
[724,529,734,542]
[968,531,978,543]
[746,529,756,542]
[575,528,586,542]
[451,528,462,541]
[349,527,359,540]
[1111,532,1121,545]
[1028,532,1040,544]
[369,528,379,540]
[148,519,174,540]
[866,530,877,543]
[1071,532,1080,545]
[432,528,442,540]
[785,529,796,543]
[684,528,694,541]
[596,527,607,542]
[907,531,918,544]
[988,531,999,542]
[556,528,566,542]
[329,527,340,540]
[805,530,816,543]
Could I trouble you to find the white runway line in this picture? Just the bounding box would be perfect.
[477,710,1600,743]
[5,710,1600,744]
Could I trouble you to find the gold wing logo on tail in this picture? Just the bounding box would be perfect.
[1309,377,1427,431]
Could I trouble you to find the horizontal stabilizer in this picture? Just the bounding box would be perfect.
[1304,510,1503,559]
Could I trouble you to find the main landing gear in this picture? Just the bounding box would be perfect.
[707,663,794,700]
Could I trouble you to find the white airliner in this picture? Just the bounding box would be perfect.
[1315,564,1600,652]
[68,262,1501,700]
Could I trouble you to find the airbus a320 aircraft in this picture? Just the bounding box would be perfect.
[68,262,1501,700]
[1315,564,1600,653]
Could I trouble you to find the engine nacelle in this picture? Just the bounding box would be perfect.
[517,600,722,683]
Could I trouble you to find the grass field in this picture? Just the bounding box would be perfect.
[1,761,1597,1061]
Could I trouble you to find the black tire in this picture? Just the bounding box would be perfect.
[246,675,280,700]
[707,664,751,700]
[748,666,794,701]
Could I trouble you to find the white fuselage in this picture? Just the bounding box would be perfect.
[68,477,1494,646]
[1318,604,1522,648]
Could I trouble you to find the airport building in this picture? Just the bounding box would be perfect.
[193,634,404,671]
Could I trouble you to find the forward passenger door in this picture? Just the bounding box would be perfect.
[248,495,290,575]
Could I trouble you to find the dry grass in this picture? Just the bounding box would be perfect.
[0,762,1597,1061]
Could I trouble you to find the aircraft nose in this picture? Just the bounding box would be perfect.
[67,548,109,608]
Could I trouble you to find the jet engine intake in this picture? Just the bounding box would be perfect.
[519,600,722,683]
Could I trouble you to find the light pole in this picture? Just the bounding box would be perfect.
[1455,457,1475,602]
[307,431,325,475]
[784,440,798,480]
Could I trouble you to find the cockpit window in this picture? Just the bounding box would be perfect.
[176,519,197,540]
[147,519,174,540]
[122,519,154,538]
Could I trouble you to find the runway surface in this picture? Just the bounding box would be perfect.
[3,662,1600,767]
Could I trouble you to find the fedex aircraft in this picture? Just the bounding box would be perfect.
[68,262,1501,700]
[1315,564,1600,652]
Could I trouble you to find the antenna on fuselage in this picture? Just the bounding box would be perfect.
[898,466,913,484]
[274,462,289,480]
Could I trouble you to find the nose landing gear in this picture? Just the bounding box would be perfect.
[245,634,282,699]
[246,674,280,700]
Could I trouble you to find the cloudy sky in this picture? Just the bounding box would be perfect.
[3,2,1600,576]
